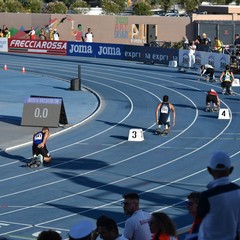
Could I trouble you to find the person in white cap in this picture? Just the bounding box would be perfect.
[205,89,220,112]
[122,193,151,240]
[69,219,94,240]
[197,151,240,240]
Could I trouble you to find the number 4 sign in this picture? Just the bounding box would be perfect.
[218,108,230,120]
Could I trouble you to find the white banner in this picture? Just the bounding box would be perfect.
[178,49,230,71]
[0,38,8,52]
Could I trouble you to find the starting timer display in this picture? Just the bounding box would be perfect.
[21,96,68,127]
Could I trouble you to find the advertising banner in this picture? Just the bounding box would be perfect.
[8,39,67,55]
[67,42,179,65]
[179,50,230,71]
[0,38,8,52]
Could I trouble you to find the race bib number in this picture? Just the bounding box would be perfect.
[161,105,169,114]
[34,132,43,141]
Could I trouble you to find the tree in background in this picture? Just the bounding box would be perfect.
[25,0,43,13]
[101,0,126,14]
[45,1,68,13]
[44,0,75,8]
[181,0,198,14]
[0,0,5,12]
[69,0,90,14]
[4,0,24,12]
[132,1,152,15]
[160,0,174,12]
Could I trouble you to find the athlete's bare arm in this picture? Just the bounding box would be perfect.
[155,103,162,124]
[170,103,176,126]
[38,129,50,148]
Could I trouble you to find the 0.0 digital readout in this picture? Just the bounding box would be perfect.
[34,108,48,118]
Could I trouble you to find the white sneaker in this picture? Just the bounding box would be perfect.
[36,155,43,165]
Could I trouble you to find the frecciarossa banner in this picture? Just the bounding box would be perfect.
[8,39,67,55]
[67,42,178,65]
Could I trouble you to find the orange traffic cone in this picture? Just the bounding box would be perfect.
[4,64,8,70]
[22,67,26,73]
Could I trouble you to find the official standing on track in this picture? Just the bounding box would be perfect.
[155,95,176,134]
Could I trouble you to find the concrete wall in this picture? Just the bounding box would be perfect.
[0,13,193,45]
[1,12,240,45]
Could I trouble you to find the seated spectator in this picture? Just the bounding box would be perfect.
[149,212,178,240]
[37,229,61,240]
[186,192,202,234]
[0,28,3,37]
[69,219,94,240]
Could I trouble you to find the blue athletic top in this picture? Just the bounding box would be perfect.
[33,131,44,145]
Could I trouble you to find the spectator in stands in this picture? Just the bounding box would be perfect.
[85,28,94,42]
[194,37,202,51]
[234,34,240,46]
[213,37,223,53]
[202,33,211,46]
[186,192,202,235]
[69,219,94,240]
[95,217,128,240]
[49,28,54,40]
[37,229,62,240]
[196,35,202,44]
[28,26,36,40]
[0,29,3,37]
[202,39,211,52]
[53,29,60,41]
[3,25,10,38]
[122,192,151,240]
[182,36,189,50]
[197,151,240,240]
[149,212,178,240]
[2,25,9,38]
[39,28,46,40]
